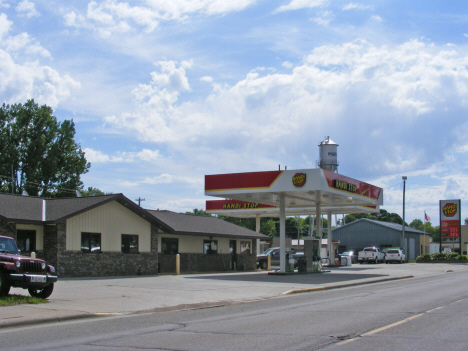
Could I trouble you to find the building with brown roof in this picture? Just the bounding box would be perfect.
[0,193,267,277]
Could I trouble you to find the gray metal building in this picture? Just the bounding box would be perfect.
[332,219,425,260]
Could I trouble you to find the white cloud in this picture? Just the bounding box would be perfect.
[16,0,39,18]
[64,10,87,28]
[313,11,333,26]
[200,76,213,83]
[63,0,258,35]
[101,39,468,181]
[83,148,161,163]
[343,3,372,11]
[275,0,327,13]
[0,13,80,107]
[142,174,173,184]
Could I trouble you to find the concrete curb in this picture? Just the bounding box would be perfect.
[0,312,98,330]
[281,275,414,295]
[0,275,414,329]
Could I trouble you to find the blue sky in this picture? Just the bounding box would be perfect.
[1,0,467,225]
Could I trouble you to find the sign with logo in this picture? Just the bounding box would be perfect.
[292,173,306,187]
[440,199,461,240]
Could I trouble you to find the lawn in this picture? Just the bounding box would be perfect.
[0,294,48,307]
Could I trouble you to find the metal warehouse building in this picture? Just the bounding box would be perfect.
[332,219,426,260]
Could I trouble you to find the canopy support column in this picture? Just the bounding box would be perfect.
[256,214,261,255]
[327,211,333,265]
[316,202,322,257]
[280,194,286,273]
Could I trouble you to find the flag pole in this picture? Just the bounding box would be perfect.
[423,210,427,255]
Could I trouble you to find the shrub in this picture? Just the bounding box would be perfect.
[416,252,467,262]
[416,254,432,262]
[447,252,461,260]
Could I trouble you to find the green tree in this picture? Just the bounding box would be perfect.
[343,209,407,226]
[186,208,212,216]
[0,100,90,197]
[80,187,111,196]
[409,219,424,231]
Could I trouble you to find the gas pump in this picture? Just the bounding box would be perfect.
[331,240,340,266]
[285,248,295,272]
[304,237,321,272]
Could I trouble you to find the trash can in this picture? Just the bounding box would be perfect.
[297,257,307,273]
[335,258,340,266]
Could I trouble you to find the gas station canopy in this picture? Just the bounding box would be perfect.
[204,167,383,273]
[205,168,383,214]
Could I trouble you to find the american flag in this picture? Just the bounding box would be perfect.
[424,212,431,221]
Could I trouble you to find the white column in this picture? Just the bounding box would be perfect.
[316,202,321,259]
[256,214,261,255]
[328,212,333,264]
[280,195,286,273]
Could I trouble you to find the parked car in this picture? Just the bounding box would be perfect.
[385,249,406,264]
[358,247,385,264]
[257,247,280,269]
[340,251,358,264]
[0,235,57,298]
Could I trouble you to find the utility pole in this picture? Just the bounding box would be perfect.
[402,176,407,254]
[135,197,145,207]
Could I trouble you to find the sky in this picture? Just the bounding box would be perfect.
[1,0,467,226]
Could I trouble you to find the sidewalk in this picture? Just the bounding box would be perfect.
[2,263,466,329]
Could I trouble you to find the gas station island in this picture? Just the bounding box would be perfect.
[205,167,383,273]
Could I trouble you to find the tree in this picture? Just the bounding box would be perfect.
[80,187,111,196]
[0,100,90,197]
[186,208,212,216]
[409,219,424,231]
[343,209,407,226]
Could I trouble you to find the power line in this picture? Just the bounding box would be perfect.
[0,174,79,195]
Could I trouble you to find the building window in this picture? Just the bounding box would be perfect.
[81,233,101,253]
[240,241,251,255]
[16,230,36,253]
[122,234,139,254]
[161,238,178,254]
[203,240,218,255]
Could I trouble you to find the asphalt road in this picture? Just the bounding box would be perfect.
[1,268,467,350]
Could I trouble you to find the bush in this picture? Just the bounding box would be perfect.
[416,254,432,262]
[447,252,461,260]
[416,252,467,262]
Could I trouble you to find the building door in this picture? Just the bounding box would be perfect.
[16,230,36,254]
[230,240,237,270]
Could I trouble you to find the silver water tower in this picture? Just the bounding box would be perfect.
[318,136,338,173]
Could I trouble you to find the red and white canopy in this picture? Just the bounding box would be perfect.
[205,168,383,216]
[204,168,383,272]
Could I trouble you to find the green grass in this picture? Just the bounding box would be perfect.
[0,294,48,307]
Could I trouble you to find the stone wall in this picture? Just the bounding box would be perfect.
[0,220,16,240]
[43,224,58,270]
[158,253,257,273]
[56,251,158,277]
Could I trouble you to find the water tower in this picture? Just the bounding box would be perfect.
[318,136,338,173]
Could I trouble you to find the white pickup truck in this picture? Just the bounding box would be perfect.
[358,247,385,264]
